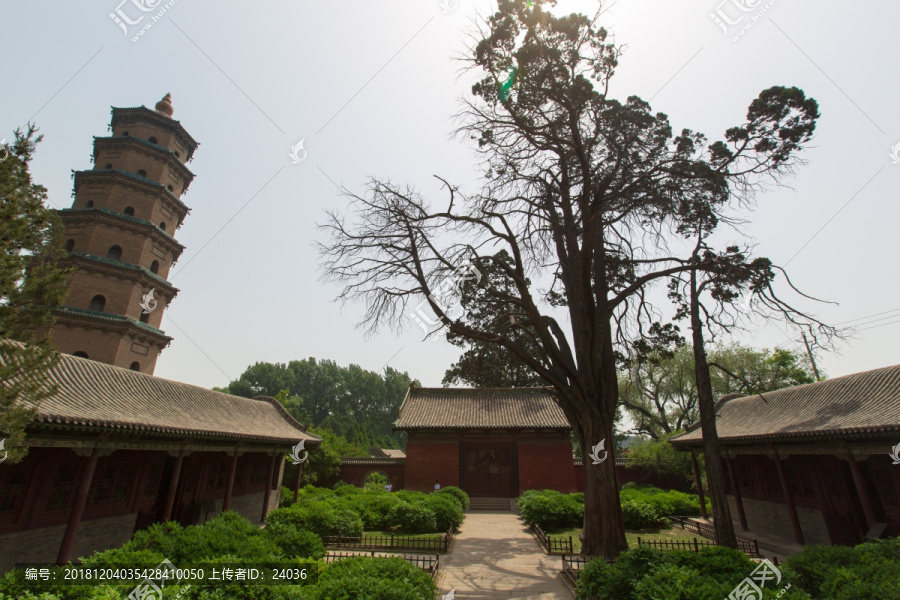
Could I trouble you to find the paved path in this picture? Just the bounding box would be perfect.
[438,511,572,599]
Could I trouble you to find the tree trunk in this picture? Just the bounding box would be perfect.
[580,415,628,559]
[690,269,738,548]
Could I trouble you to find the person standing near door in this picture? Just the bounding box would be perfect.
[434,479,441,492]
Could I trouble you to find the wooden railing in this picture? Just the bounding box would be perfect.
[322,527,454,553]
[324,551,440,577]
[637,536,716,552]
[669,516,761,557]
[531,524,574,555]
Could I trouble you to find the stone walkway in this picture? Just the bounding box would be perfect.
[438,511,572,599]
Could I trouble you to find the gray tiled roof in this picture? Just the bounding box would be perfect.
[670,363,900,446]
[394,387,569,430]
[10,348,319,446]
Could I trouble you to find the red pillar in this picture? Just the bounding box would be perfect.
[691,451,708,519]
[161,447,186,522]
[293,460,303,504]
[260,453,279,523]
[846,455,878,530]
[56,446,101,564]
[726,456,749,531]
[774,453,805,545]
[222,452,239,512]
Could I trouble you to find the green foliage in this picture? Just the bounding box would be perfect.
[517,489,582,529]
[387,502,437,534]
[423,494,465,532]
[435,485,469,509]
[344,492,401,531]
[300,556,435,600]
[267,501,364,539]
[782,537,900,599]
[0,127,72,463]
[225,358,415,448]
[576,547,810,600]
[264,522,326,559]
[619,484,707,519]
[626,437,696,483]
[621,500,668,530]
[363,471,388,491]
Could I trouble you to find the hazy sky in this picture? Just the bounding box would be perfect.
[3,0,898,391]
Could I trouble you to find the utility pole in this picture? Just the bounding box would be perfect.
[801,332,822,382]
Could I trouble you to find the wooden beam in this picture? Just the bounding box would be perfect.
[222,452,239,512]
[293,461,303,504]
[691,451,708,519]
[846,455,878,530]
[774,452,805,545]
[161,447,186,522]
[56,446,100,564]
[261,453,280,523]
[726,456,749,531]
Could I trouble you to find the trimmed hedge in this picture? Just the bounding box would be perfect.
[267,500,365,538]
[435,485,470,510]
[388,502,437,534]
[781,537,900,599]
[517,489,583,529]
[300,556,436,600]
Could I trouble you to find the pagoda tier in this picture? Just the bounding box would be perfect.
[49,94,198,375]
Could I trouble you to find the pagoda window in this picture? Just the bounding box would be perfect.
[174,151,180,158]
[150,260,160,274]
[148,136,158,144]
[65,239,75,252]
[104,163,112,169]
[124,206,135,216]
[166,185,174,192]
[130,361,141,371]
[122,131,129,136]
[85,200,94,208]
[159,222,166,231]
[106,245,122,261]
[139,312,150,323]
[137,169,147,177]
[73,351,88,358]
[88,295,106,312]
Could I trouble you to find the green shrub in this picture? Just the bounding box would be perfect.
[517,490,582,529]
[388,502,437,534]
[302,556,435,600]
[621,500,669,530]
[336,483,364,496]
[186,554,320,600]
[424,494,464,532]
[516,489,541,513]
[782,538,900,599]
[268,501,364,539]
[435,485,469,510]
[345,493,402,530]
[619,485,706,517]
[264,522,326,559]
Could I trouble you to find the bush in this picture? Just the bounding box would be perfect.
[388,502,437,534]
[435,485,469,510]
[268,501,364,539]
[264,522,326,559]
[620,486,705,517]
[302,556,435,600]
[345,493,402,530]
[517,489,582,529]
[621,500,668,530]
[782,538,900,599]
[424,494,465,532]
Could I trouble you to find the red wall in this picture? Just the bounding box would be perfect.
[517,439,577,493]
[404,438,459,492]
[322,463,406,489]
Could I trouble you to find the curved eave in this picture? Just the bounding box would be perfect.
[396,425,571,433]
[110,106,199,160]
[73,169,190,221]
[66,252,178,296]
[28,417,321,447]
[669,424,900,449]
[59,208,185,258]
[339,457,406,465]
[54,307,173,346]
[93,135,195,183]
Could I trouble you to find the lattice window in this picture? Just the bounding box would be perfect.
[206,463,228,491]
[89,463,136,508]
[248,457,268,487]
[0,464,28,517]
[47,467,79,510]
[872,466,900,509]
[144,462,164,498]
[787,463,816,501]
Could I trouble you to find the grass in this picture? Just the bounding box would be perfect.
[546,525,702,554]
[366,530,445,540]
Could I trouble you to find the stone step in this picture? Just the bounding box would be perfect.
[468,497,514,511]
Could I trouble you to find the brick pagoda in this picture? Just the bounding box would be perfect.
[50,94,198,374]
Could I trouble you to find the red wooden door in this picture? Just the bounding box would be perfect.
[462,444,516,497]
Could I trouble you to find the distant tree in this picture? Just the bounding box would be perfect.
[0,127,71,463]
[226,358,416,447]
[620,343,819,440]
[627,434,697,484]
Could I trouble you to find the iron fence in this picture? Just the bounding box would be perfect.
[669,516,761,557]
[324,551,440,577]
[531,524,574,555]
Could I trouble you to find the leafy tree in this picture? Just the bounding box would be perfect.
[226,358,415,447]
[443,250,548,387]
[320,1,819,558]
[627,435,697,484]
[620,344,818,440]
[0,127,70,463]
